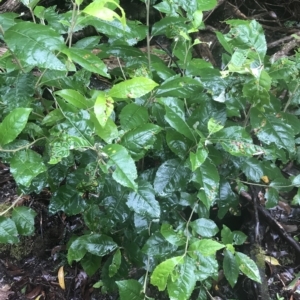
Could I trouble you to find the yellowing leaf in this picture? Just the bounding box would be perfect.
[261,176,269,183]
[265,256,280,266]
[58,266,65,290]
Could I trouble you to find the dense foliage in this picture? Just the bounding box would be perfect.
[1,0,300,299]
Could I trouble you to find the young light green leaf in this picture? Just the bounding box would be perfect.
[94,92,114,127]
[207,118,224,135]
[0,108,32,146]
[12,207,36,236]
[109,77,158,99]
[167,256,197,300]
[127,180,160,219]
[119,103,148,131]
[116,279,144,300]
[4,23,66,70]
[92,114,119,143]
[55,89,91,109]
[150,256,183,291]
[190,218,219,237]
[223,249,239,288]
[10,150,47,187]
[189,239,225,256]
[61,47,110,78]
[235,251,261,283]
[0,217,19,244]
[190,146,208,171]
[103,144,137,190]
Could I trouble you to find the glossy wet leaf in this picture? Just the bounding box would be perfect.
[189,239,225,256]
[10,150,47,187]
[0,108,32,146]
[223,249,239,288]
[12,207,36,236]
[119,103,148,131]
[190,218,219,237]
[94,92,114,127]
[116,279,144,300]
[236,251,261,283]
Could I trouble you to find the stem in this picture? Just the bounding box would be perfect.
[0,194,24,216]
[145,0,151,70]
[0,137,47,153]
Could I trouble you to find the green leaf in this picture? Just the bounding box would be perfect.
[154,159,190,195]
[109,77,158,99]
[49,185,87,215]
[158,98,195,141]
[190,145,208,171]
[292,188,300,205]
[4,23,66,70]
[241,158,264,182]
[109,249,121,277]
[190,218,219,237]
[55,89,91,109]
[223,249,239,288]
[197,0,217,11]
[0,108,32,146]
[152,16,187,36]
[232,231,247,245]
[116,279,144,300]
[212,126,265,156]
[120,124,161,160]
[207,118,224,135]
[167,256,197,300]
[127,180,160,219]
[119,103,148,131]
[83,233,118,256]
[67,236,88,264]
[192,159,220,209]
[265,187,279,208]
[166,129,193,159]
[10,150,47,187]
[160,223,186,246]
[0,217,19,244]
[250,107,295,152]
[103,144,137,190]
[93,115,119,143]
[189,239,225,256]
[221,225,234,245]
[150,256,183,291]
[235,251,261,283]
[12,207,36,236]
[81,253,102,276]
[61,47,110,78]
[94,92,114,127]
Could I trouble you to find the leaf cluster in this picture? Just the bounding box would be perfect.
[1,0,300,299]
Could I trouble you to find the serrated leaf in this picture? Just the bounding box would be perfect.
[154,159,190,195]
[150,256,183,291]
[189,239,225,256]
[119,103,148,131]
[190,218,219,237]
[223,249,239,288]
[10,150,47,187]
[12,207,36,236]
[158,98,195,141]
[103,144,137,190]
[235,251,261,283]
[94,92,114,127]
[116,279,144,300]
[192,159,220,209]
[250,107,295,152]
[127,180,160,219]
[109,77,158,99]
[61,47,110,78]
[4,23,66,70]
[0,108,32,146]
[120,124,161,160]
[0,217,19,244]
